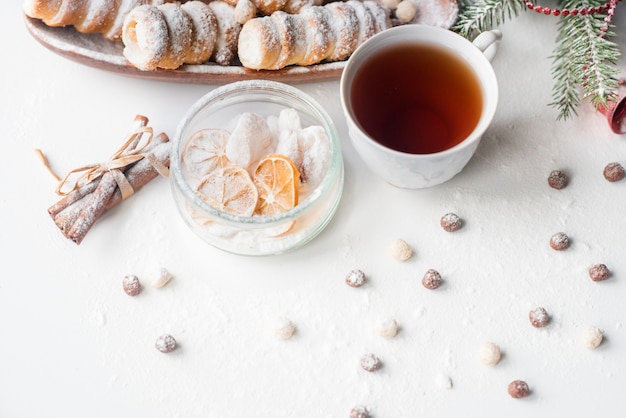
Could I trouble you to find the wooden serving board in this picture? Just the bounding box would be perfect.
[24,15,345,85]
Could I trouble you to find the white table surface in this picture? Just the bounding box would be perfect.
[3,3,626,417]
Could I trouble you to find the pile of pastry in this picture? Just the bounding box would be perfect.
[24,0,458,71]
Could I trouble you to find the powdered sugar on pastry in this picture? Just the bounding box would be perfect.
[122,4,169,70]
[23,0,169,41]
[181,1,217,64]
[253,0,288,15]
[122,1,223,70]
[208,0,242,66]
[238,0,390,70]
[75,0,117,33]
[346,0,377,45]
[107,0,163,41]
[325,2,359,61]
[234,0,257,24]
[158,3,192,69]
[283,0,323,14]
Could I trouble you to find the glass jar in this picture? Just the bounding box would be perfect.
[170,80,344,256]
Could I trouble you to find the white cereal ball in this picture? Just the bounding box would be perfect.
[478,342,502,365]
[272,317,296,340]
[581,325,603,349]
[390,238,413,261]
[395,0,418,23]
[434,373,453,390]
[375,318,399,339]
[150,267,173,288]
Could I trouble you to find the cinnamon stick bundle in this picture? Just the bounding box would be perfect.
[47,116,171,245]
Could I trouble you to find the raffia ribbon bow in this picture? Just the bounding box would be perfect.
[55,125,169,199]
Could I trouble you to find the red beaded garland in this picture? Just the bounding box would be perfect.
[524,0,620,37]
[525,0,615,15]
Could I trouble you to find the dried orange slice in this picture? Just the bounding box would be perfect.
[182,129,231,178]
[196,166,258,216]
[253,154,300,216]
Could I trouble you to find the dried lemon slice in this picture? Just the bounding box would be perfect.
[196,166,258,216]
[182,129,231,178]
[253,154,300,216]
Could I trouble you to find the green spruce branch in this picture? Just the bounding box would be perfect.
[453,0,622,120]
[550,1,620,119]
[453,0,525,40]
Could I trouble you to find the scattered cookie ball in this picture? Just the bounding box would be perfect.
[350,406,369,418]
[272,317,296,340]
[395,0,418,22]
[507,380,530,398]
[603,162,625,182]
[549,232,570,251]
[529,307,550,328]
[478,342,502,366]
[155,334,177,353]
[390,238,413,261]
[581,325,604,349]
[434,373,453,390]
[122,274,141,296]
[150,267,173,288]
[589,263,610,282]
[345,269,367,288]
[360,353,382,372]
[440,212,463,232]
[547,170,568,189]
[375,318,399,339]
[422,269,442,289]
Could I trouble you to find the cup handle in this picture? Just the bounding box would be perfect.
[472,30,502,62]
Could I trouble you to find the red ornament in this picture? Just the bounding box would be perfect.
[599,96,626,134]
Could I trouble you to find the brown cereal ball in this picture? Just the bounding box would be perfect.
[122,274,141,296]
[589,263,610,282]
[350,406,369,418]
[507,380,530,398]
[603,162,626,182]
[155,334,177,353]
[346,269,367,288]
[422,269,442,289]
[547,170,568,189]
[440,212,463,232]
[529,307,550,328]
[360,353,382,372]
[549,232,570,251]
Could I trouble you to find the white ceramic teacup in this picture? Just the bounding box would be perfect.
[340,25,501,189]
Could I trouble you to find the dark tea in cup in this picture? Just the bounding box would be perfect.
[350,42,483,155]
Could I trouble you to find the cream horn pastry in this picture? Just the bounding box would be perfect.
[181,1,218,64]
[122,1,220,70]
[23,0,169,41]
[156,3,193,69]
[207,1,242,66]
[237,0,391,70]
